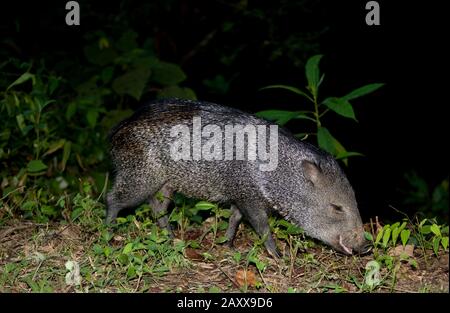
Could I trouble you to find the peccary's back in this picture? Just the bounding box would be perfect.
[109,99,274,202]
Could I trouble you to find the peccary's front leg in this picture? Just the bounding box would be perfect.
[225,204,243,247]
[238,202,280,258]
[149,184,174,236]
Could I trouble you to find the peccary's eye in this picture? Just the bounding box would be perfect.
[331,204,344,213]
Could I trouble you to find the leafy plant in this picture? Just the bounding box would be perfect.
[401,171,449,222]
[415,219,449,256]
[257,54,383,164]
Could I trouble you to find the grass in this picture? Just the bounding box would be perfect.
[0,185,448,293]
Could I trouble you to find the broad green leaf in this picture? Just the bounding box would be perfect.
[16,114,27,135]
[335,151,364,160]
[203,75,231,95]
[116,30,139,52]
[123,243,133,255]
[43,139,66,157]
[151,61,186,86]
[112,67,152,100]
[382,227,391,248]
[101,66,115,84]
[84,43,117,66]
[305,55,323,95]
[195,201,216,210]
[400,229,411,246]
[430,224,441,237]
[86,109,99,128]
[322,97,357,120]
[157,86,197,100]
[41,205,57,217]
[259,85,312,101]
[117,254,129,265]
[48,76,60,95]
[27,160,48,173]
[419,219,428,228]
[66,102,77,121]
[7,72,36,90]
[342,83,384,101]
[364,232,373,241]
[420,225,431,235]
[398,222,407,233]
[441,237,449,250]
[433,237,440,255]
[61,141,72,171]
[375,229,384,245]
[391,226,401,246]
[127,265,136,278]
[256,110,315,126]
[317,127,346,158]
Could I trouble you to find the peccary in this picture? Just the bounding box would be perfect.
[106,99,371,257]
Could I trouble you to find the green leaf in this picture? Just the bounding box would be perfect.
[432,237,440,255]
[27,160,48,173]
[117,253,129,265]
[195,201,216,210]
[84,44,117,66]
[101,66,115,84]
[391,225,401,246]
[420,225,431,235]
[116,30,139,52]
[382,227,391,248]
[66,102,77,121]
[16,114,27,135]
[255,110,315,126]
[430,224,441,237]
[61,141,71,171]
[86,109,99,128]
[342,83,384,101]
[323,97,357,120]
[7,72,36,90]
[305,54,323,95]
[48,76,60,95]
[43,139,66,157]
[123,243,133,255]
[157,86,197,100]
[41,205,57,217]
[375,229,384,245]
[112,67,151,100]
[317,127,346,158]
[364,232,373,241]
[400,229,411,246]
[151,61,186,86]
[441,237,448,250]
[203,75,231,95]
[335,151,364,160]
[127,265,137,278]
[259,85,312,101]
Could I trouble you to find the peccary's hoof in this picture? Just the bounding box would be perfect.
[225,240,235,249]
[266,247,282,259]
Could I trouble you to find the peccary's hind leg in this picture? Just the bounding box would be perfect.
[149,184,174,235]
[238,202,280,258]
[225,204,243,247]
[106,174,157,224]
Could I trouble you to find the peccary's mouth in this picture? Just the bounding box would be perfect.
[338,235,353,255]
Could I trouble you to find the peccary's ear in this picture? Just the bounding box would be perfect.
[302,160,323,185]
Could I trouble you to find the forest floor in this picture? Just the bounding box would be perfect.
[0,210,448,293]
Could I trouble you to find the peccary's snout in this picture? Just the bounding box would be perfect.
[336,230,372,255]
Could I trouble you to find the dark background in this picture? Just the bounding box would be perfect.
[1,0,448,221]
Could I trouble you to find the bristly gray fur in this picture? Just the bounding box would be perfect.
[106,98,370,257]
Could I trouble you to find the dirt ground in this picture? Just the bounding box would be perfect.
[0,218,448,293]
